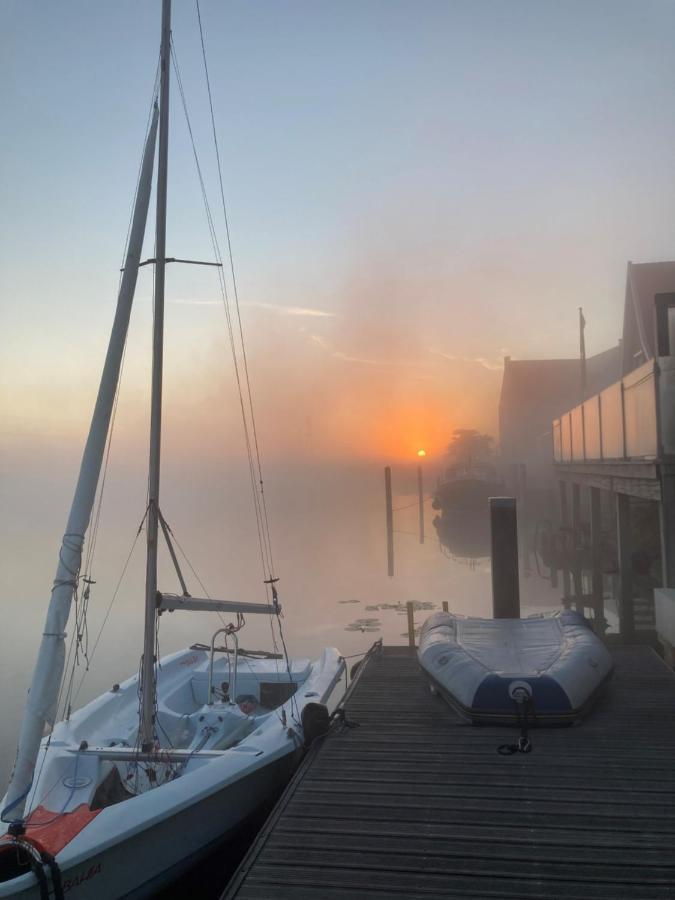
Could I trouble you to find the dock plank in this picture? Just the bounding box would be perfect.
[223,644,675,899]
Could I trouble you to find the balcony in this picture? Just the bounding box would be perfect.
[553,356,675,465]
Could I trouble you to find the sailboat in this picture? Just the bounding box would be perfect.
[0,3,344,897]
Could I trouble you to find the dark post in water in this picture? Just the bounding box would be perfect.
[385,466,394,577]
[417,465,425,544]
[490,496,520,619]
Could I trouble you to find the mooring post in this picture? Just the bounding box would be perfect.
[490,497,520,619]
[406,601,415,648]
[385,466,394,577]
[417,464,425,544]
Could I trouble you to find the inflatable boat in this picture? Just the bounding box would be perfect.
[418,610,613,724]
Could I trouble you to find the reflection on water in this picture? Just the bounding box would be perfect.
[434,507,491,562]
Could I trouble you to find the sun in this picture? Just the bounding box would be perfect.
[417,449,427,458]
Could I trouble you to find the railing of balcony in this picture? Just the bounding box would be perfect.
[552,358,671,464]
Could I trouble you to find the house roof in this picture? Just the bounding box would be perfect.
[623,260,675,374]
[499,344,620,422]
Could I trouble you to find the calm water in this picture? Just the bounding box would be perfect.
[0,457,561,894]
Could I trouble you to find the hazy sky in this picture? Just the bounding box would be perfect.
[3,0,675,463]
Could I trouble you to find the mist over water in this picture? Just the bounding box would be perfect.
[0,447,560,790]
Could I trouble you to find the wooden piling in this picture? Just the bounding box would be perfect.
[417,465,424,545]
[406,601,415,647]
[490,497,520,619]
[384,466,394,577]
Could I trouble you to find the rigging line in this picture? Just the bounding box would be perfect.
[392,496,432,513]
[178,19,274,584]
[169,39,273,585]
[70,507,149,708]
[162,519,225,629]
[168,50,272,588]
[195,0,276,578]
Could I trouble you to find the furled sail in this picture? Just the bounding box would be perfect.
[2,106,159,821]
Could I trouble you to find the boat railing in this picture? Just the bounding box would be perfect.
[208,628,239,705]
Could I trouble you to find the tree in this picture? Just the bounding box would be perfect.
[446,429,494,467]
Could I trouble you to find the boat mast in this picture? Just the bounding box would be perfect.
[140,0,171,749]
[2,112,159,821]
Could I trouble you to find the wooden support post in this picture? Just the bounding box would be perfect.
[559,480,571,604]
[385,466,394,577]
[490,497,520,618]
[417,465,425,545]
[571,482,583,613]
[660,467,675,589]
[406,601,415,648]
[616,492,634,641]
[442,601,449,612]
[590,487,604,629]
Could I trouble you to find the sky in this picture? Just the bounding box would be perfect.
[3,0,675,468]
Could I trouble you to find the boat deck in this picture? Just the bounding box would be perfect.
[223,644,675,899]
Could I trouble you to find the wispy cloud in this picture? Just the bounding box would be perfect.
[244,301,337,318]
[168,297,221,306]
[431,349,504,371]
[308,333,420,368]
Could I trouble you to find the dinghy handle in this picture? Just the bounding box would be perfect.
[207,629,239,706]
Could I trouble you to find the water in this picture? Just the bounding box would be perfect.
[0,457,561,894]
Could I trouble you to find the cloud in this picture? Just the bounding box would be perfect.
[168,298,221,306]
[430,349,504,371]
[243,301,337,318]
[308,333,421,368]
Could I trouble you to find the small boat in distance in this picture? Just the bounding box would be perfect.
[418,610,613,725]
[0,3,344,897]
[432,429,503,513]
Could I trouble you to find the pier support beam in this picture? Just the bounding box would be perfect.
[559,481,572,603]
[660,467,675,589]
[590,487,604,629]
[571,483,583,613]
[616,492,635,641]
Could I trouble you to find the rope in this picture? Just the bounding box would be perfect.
[392,495,433,513]
[497,692,534,755]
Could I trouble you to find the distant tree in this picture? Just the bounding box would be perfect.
[447,429,494,467]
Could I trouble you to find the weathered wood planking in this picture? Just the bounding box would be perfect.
[223,644,675,899]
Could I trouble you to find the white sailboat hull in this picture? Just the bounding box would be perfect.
[1,645,344,899]
[3,750,297,900]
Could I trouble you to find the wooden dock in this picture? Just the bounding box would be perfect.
[223,644,675,899]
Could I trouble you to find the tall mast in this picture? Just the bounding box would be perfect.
[3,111,159,820]
[140,0,171,748]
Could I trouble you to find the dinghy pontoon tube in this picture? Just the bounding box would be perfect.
[418,610,613,724]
